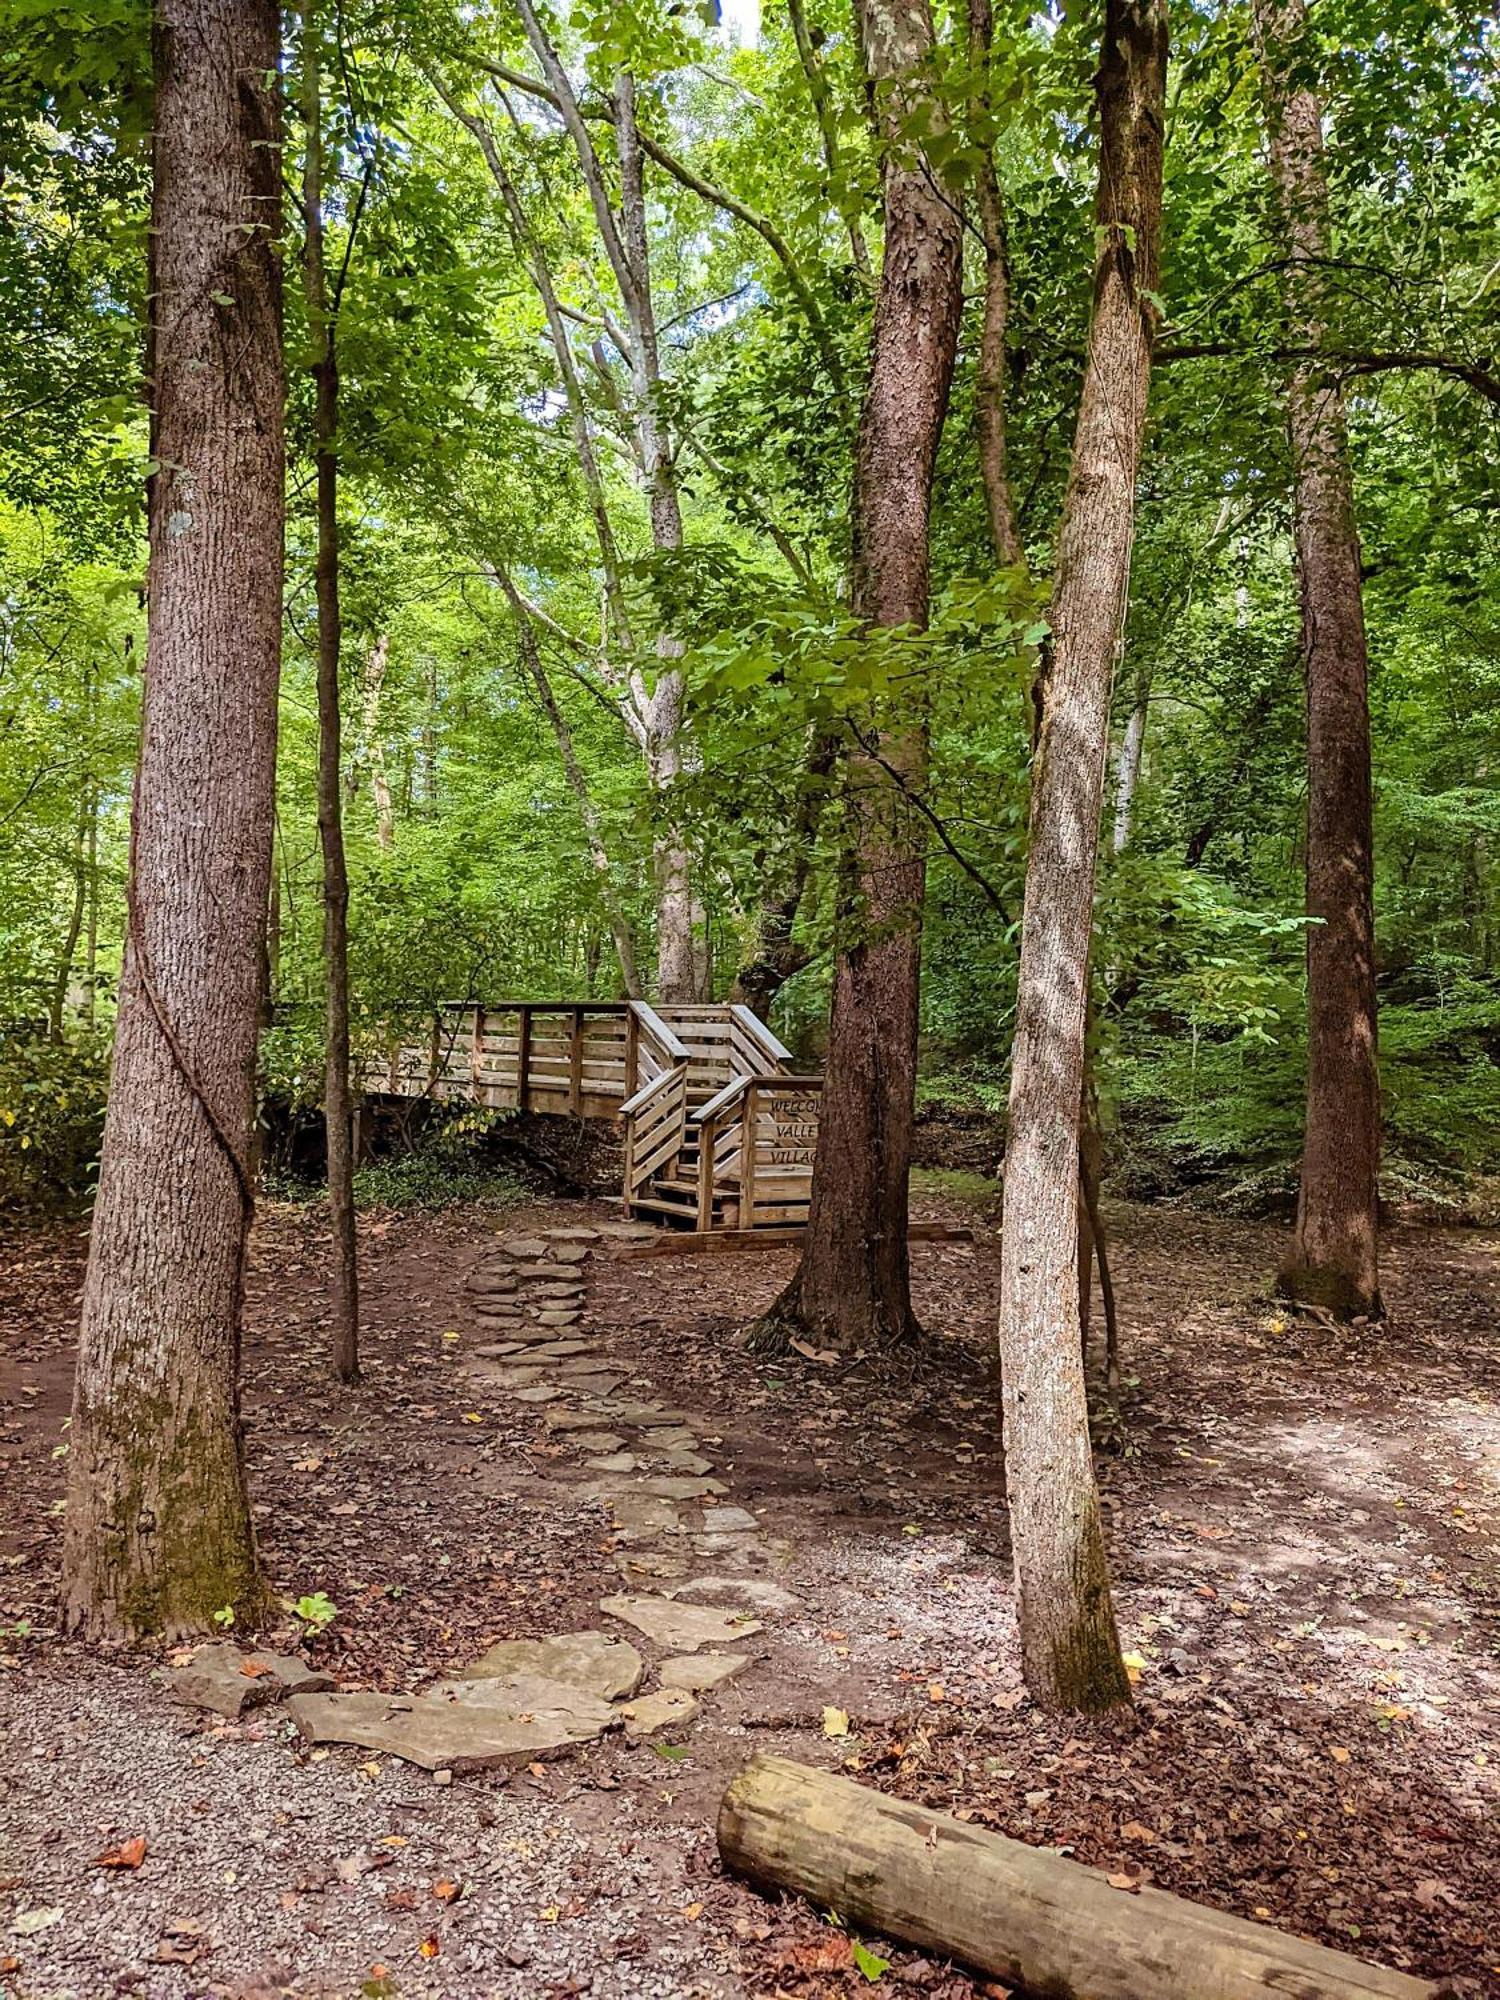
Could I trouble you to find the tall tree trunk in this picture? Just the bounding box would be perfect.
[62,0,283,1641]
[757,0,965,1351]
[997,0,1167,1713]
[968,0,1023,568]
[1251,0,1382,1321]
[83,781,99,1026]
[356,634,396,851]
[302,3,360,1384]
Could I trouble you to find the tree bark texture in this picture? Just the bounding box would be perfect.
[997,0,1167,1712]
[63,0,283,1641]
[768,0,964,1350]
[303,5,360,1384]
[1250,0,1382,1321]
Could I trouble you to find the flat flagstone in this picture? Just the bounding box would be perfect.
[167,1644,333,1720]
[636,1426,699,1450]
[547,1408,617,1431]
[535,1310,583,1328]
[547,1242,590,1264]
[499,1235,550,1258]
[526,1340,597,1359]
[473,1341,530,1358]
[592,1403,688,1428]
[512,1384,566,1404]
[456,1631,643,1701]
[636,1475,728,1500]
[515,1264,585,1283]
[618,1687,699,1739]
[670,1575,802,1615]
[606,1493,684,1539]
[692,1532,771,1563]
[469,1364,545,1389]
[546,1226,601,1243]
[584,1453,638,1474]
[697,1504,759,1533]
[558,1369,625,1396]
[569,1430,627,1452]
[655,1451,714,1476]
[658,1652,751,1693]
[286,1680,615,1775]
[613,1550,690,1583]
[599,1594,763,1653]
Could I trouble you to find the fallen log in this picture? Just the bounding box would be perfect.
[717,1756,1448,2000]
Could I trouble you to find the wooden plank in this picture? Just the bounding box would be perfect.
[696,1113,717,1230]
[740,1085,758,1218]
[719,1757,1439,2000]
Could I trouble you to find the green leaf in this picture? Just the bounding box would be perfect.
[852,1941,891,1981]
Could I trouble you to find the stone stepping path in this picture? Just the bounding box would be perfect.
[170,1217,804,1778]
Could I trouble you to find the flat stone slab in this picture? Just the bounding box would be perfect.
[474,1341,531,1358]
[654,1451,714,1476]
[286,1681,615,1775]
[570,1431,627,1452]
[512,1385,565,1404]
[593,1403,688,1428]
[455,1632,643,1701]
[613,1551,690,1583]
[697,1505,759,1533]
[546,1227,601,1243]
[168,1645,333,1719]
[658,1652,751,1693]
[499,1235,550,1258]
[599,1594,763,1653]
[671,1575,802,1615]
[692,1532,771,1563]
[469,1364,545,1389]
[559,1369,625,1395]
[585,1453,639,1474]
[636,1426,699,1449]
[607,1493,684,1539]
[515,1264,585,1283]
[527,1340,597,1359]
[547,1242,590,1264]
[618,1687,699,1739]
[536,1311,583,1328]
[637,1475,728,1500]
[547,1408,618,1431]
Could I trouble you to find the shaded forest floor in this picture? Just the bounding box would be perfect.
[2,1178,1499,1998]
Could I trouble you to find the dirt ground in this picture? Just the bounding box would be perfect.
[2,1176,1498,1999]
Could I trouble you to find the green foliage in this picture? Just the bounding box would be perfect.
[0,1031,109,1208]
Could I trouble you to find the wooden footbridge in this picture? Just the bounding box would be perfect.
[379,1002,821,1232]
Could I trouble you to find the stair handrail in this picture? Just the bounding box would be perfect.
[628,999,690,1064]
[727,1003,795,1069]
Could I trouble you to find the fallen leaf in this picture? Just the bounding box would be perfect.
[1329,1746,1351,1764]
[419,1934,440,1958]
[682,1901,703,1921]
[822,1706,850,1738]
[433,1879,463,1904]
[1107,1873,1141,1894]
[239,1661,272,1679]
[852,1939,891,1981]
[11,1909,63,1937]
[1121,1821,1157,1844]
[93,1837,147,1871]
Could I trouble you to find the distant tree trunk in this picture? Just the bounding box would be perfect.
[83,783,99,1026]
[1111,672,1149,853]
[49,790,90,1043]
[62,0,282,1641]
[354,635,395,850]
[997,0,1167,1714]
[755,0,964,1352]
[968,0,1023,568]
[1251,0,1382,1321]
[302,3,359,1385]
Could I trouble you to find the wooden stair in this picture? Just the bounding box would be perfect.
[379,999,821,1234]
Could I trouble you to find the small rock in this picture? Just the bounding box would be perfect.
[599,1594,763,1653]
[658,1652,751,1693]
[433,1769,454,1787]
[167,1644,332,1720]
[618,1687,699,1739]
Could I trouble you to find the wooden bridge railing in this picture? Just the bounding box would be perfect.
[379,998,821,1232]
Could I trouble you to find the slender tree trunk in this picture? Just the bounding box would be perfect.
[49,790,90,1043]
[787,0,871,277]
[83,782,99,1026]
[357,635,395,850]
[758,0,964,1352]
[62,0,283,1641]
[968,0,1023,568]
[1111,671,1149,853]
[1251,0,1382,1320]
[302,5,359,1384]
[493,567,644,998]
[997,0,1167,1713]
